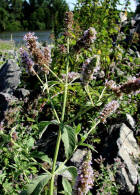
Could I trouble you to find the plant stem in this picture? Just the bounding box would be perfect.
[98,86,106,102]
[44,64,63,83]
[33,69,44,85]
[45,75,60,123]
[49,38,70,195]
[85,85,94,106]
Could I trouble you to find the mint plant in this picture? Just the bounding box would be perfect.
[18,7,140,194]
[0,1,140,194]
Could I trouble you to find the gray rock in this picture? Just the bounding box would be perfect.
[102,116,140,194]
[135,14,140,21]
[0,59,21,94]
[126,114,135,129]
[13,88,30,99]
[117,124,140,193]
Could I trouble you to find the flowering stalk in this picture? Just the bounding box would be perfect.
[49,37,70,195]
[106,78,140,96]
[23,32,52,74]
[75,150,94,195]
[99,100,119,123]
[74,27,97,52]
[64,11,73,37]
[19,48,35,75]
[81,56,98,86]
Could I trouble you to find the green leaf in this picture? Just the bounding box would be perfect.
[27,137,34,148]
[61,125,76,159]
[21,173,51,195]
[32,151,52,165]
[57,166,77,183]
[75,124,82,135]
[27,117,35,122]
[62,178,72,195]
[38,120,58,139]
[79,143,97,152]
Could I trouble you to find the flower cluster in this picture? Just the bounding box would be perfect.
[64,11,73,36]
[106,78,140,96]
[81,55,99,86]
[23,32,38,51]
[74,27,97,52]
[105,80,117,90]
[21,32,52,74]
[62,72,80,82]
[117,77,140,95]
[100,100,119,123]
[75,150,94,195]
[19,48,35,75]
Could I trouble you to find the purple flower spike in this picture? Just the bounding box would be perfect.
[75,150,94,195]
[74,27,97,52]
[100,100,119,123]
[20,48,35,74]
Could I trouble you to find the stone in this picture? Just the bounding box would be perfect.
[102,115,140,194]
[117,124,140,193]
[0,59,21,94]
[13,88,30,99]
[126,114,135,129]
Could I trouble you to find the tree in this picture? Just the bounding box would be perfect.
[0,8,9,31]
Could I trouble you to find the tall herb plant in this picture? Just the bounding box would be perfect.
[1,0,140,194]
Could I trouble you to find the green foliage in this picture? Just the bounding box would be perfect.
[21,173,51,195]
[0,0,69,32]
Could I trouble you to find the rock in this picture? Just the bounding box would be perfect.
[117,124,140,193]
[135,14,140,22]
[13,88,30,99]
[102,115,140,194]
[136,23,140,34]
[126,114,135,129]
[0,59,21,94]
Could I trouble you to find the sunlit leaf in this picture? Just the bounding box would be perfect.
[20,173,51,195]
[61,125,76,159]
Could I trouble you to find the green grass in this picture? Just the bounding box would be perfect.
[0,40,15,50]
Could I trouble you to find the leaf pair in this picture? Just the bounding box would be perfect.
[38,121,76,159]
